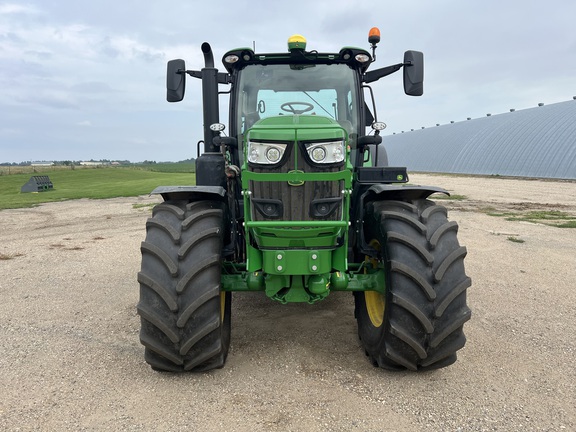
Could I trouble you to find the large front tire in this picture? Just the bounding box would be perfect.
[137,200,231,372]
[355,199,471,371]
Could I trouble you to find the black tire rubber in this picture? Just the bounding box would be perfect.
[137,200,231,372]
[354,199,471,371]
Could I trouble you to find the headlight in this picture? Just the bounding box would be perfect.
[305,140,345,164]
[311,146,326,162]
[355,53,371,63]
[247,141,287,164]
[265,147,281,163]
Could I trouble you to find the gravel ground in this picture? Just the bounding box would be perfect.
[0,174,575,431]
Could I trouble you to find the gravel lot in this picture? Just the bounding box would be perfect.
[1,173,575,431]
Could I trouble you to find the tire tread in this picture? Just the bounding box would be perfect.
[355,199,471,371]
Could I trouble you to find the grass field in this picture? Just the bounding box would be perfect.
[0,162,195,176]
[0,167,196,210]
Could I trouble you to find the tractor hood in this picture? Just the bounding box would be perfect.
[247,115,347,142]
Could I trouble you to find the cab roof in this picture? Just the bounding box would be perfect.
[221,46,374,75]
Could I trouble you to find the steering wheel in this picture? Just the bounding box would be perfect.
[280,102,314,115]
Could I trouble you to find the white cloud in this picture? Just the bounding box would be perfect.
[0,3,41,15]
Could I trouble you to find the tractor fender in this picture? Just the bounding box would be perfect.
[150,185,226,202]
[363,183,449,202]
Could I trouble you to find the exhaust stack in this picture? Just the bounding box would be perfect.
[195,43,225,188]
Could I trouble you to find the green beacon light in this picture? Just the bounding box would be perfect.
[287,34,307,51]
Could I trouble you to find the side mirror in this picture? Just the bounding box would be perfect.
[167,59,186,102]
[403,50,424,96]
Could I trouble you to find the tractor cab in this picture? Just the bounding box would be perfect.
[221,33,415,170]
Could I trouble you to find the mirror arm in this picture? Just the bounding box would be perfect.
[186,70,202,80]
[363,62,403,83]
[185,70,230,84]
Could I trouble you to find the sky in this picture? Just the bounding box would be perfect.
[1,0,575,163]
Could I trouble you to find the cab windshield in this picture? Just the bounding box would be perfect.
[235,63,359,136]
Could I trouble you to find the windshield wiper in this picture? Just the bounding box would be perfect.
[303,91,334,118]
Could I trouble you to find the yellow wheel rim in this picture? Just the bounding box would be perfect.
[220,292,226,323]
[365,290,385,327]
[365,239,385,327]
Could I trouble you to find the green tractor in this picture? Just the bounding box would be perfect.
[137,29,471,372]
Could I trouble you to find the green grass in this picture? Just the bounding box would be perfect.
[487,210,576,228]
[557,221,576,228]
[507,236,525,243]
[132,203,157,210]
[136,162,195,173]
[432,194,468,201]
[0,167,196,210]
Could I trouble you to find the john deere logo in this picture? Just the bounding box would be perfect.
[287,170,305,186]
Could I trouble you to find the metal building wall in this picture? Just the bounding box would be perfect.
[383,99,576,179]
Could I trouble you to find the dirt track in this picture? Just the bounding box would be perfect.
[1,173,575,431]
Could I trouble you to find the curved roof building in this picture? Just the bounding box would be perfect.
[383,98,576,179]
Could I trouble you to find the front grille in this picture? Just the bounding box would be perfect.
[250,143,343,221]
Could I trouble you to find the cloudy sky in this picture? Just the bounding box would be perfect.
[1,0,575,163]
